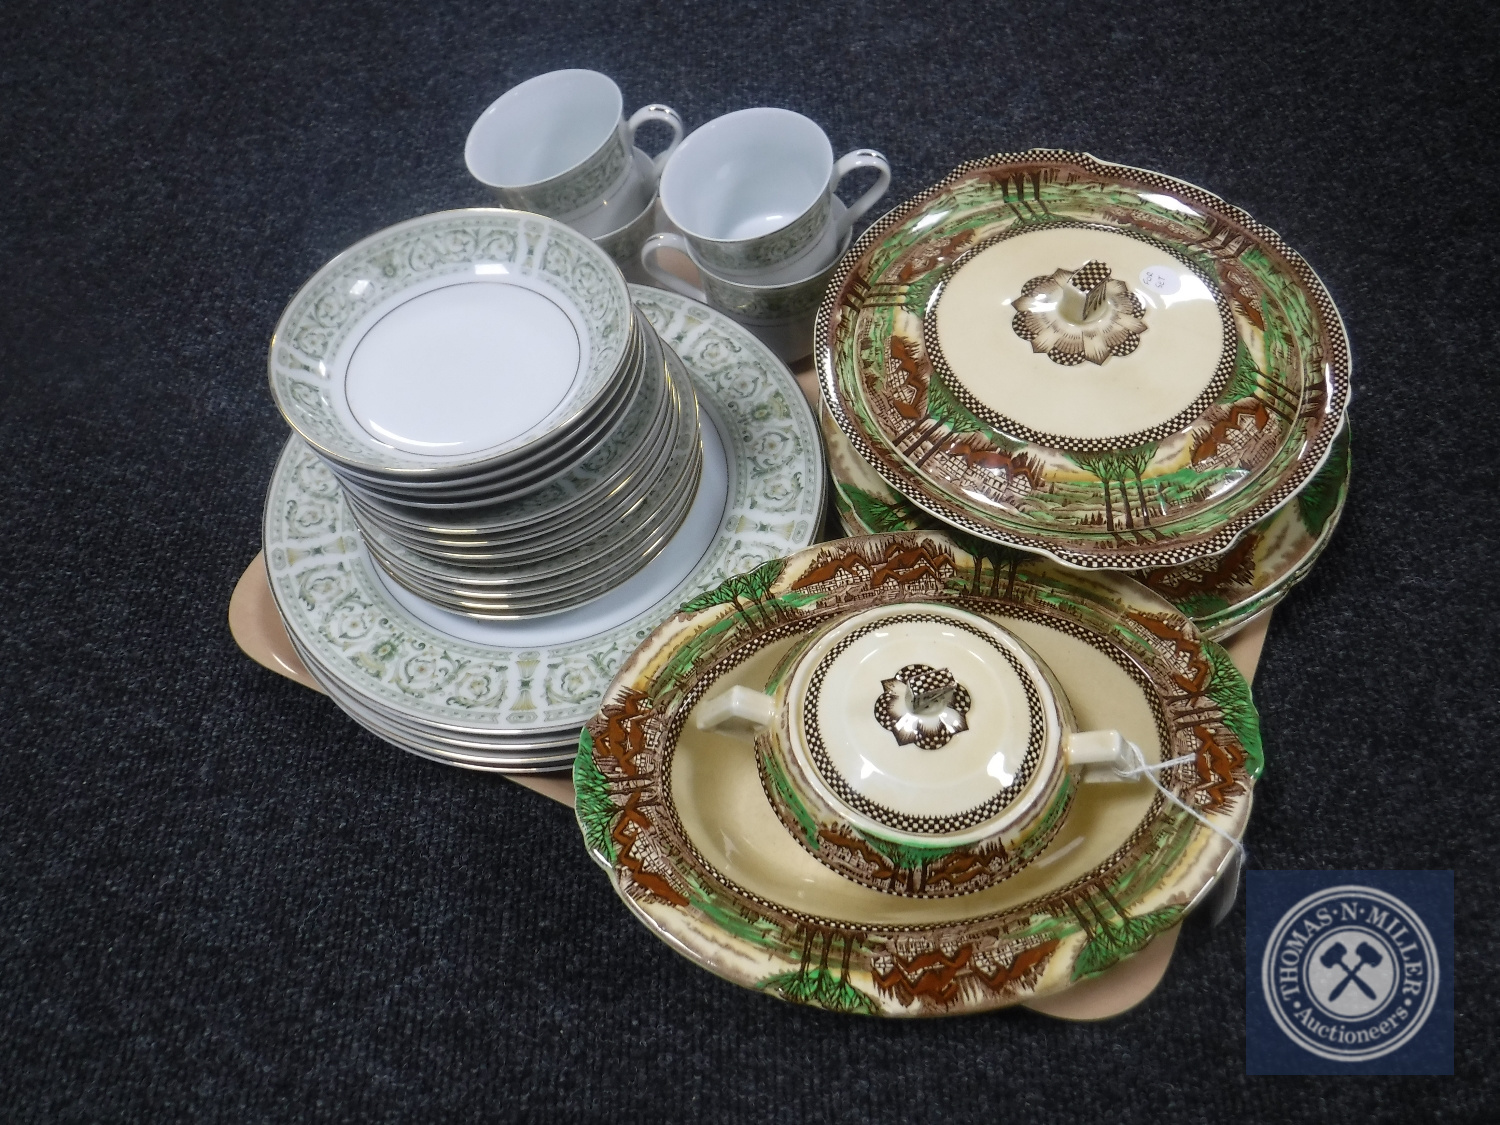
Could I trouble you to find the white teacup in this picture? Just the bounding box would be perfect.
[465,69,683,238]
[640,207,851,362]
[659,108,889,283]
[593,148,662,285]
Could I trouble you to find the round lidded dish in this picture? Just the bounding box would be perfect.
[268,208,634,482]
[817,149,1350,570]
[695,602,1140,897]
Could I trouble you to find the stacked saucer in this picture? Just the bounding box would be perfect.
[269,208,702,619]
[262,281,825,772]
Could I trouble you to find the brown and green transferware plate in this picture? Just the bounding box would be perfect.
[825,405,1352,640]
[575,530,1260,1016]
[816,149,1350,570]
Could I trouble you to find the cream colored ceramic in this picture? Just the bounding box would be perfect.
[578,531,1259,1016]
[933,228,1223,442]
[822,396,1352,641]
[696,602,1137,897]
[817,149,1351,571]
[232,553,1270,1017]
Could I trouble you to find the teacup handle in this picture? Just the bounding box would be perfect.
[695,685,776,734]
[640,233,707,302]
[627,104,686,175]
[1065,729,1143,784]
[831,148,892,235]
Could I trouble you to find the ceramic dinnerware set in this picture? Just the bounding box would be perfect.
[575,148,1353,1017]
[639,108,890,361]
[816,149,1352,640]
[262,214,823,770]
[269,211,704,621]
[256,73,1354,1017]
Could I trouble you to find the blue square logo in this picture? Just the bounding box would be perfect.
[1246,870,1453,1075]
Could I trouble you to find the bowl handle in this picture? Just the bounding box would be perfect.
[1064,728,1141,784]
[695,685,777,735]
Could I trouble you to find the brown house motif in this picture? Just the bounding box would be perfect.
[1125,611,1212,694]
[922,436,1043,506]
[793,542,958,606]
[1191,400,1273,471]
[874,335,926,412]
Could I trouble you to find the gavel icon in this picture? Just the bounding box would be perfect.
[1320,940,1383,1001]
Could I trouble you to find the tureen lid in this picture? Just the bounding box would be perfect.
[816,149,1350,570]
[785,602,1060,846]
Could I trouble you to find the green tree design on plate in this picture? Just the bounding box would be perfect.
[1167,590,1233,619]
[860,834,960,873]
[757,967,877,1015]
[757,930,876,1015]
[1224,338,1297,425]
[1070,903,1185,981]
[1114,442,1160,531]
[1203,643,1263,778]
[681,871,781,949]
[573,731,616,864]
[1067,449,1137,534]
[839,483,925,534]
[678,558,789,629]
[1295,424,1351,537]
[944,528,1030,600]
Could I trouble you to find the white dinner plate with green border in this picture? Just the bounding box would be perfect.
[269,208,636,482]
[264,285,824,748]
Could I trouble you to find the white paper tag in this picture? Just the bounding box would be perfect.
[1139,265,1181,296]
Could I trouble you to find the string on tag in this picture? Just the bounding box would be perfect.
[1114,742,1248,868]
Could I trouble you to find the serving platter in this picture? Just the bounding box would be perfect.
[577,530,1259,1015]
[817,149,1350,570]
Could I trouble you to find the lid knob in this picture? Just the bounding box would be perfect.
[1012,259,1147,366]
[874,664,972,750]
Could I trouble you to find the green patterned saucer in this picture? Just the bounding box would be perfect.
[817,150,1350,570]
[577,530,1259,1016]
[825,404,1351,641]
[264,286,823,755]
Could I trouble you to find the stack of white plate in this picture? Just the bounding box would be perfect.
[263,280,826,772]
[269,208,701,620]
